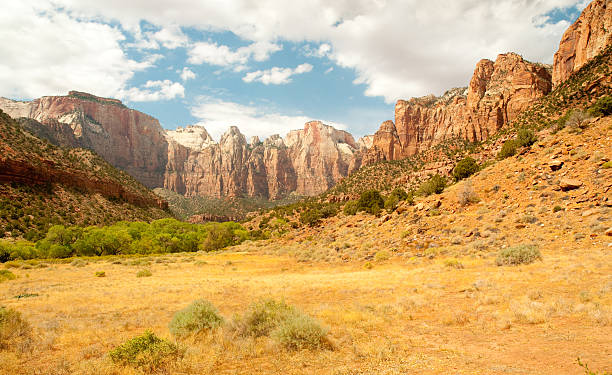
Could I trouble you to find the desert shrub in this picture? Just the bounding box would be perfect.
[236,299,296,337]
[516,128,537,147]
[601,161,612,169]
[496,244,542,266]
[498,139,518,159]
[565,110,592,130]
[136,269,152,278]
[300,209,322,227]
[457,180,480,206]
[417,174,446,196]
[588,95,612,117]
[384,194,399,212]
[320,205,338,219]
[405,190,415,205]
[374,250,390,262]
[272,312,329,350]
[444,259,464,269]
[233,299,328,350]
[0,307,32,351]
[0,270,17,282]
[108,331,181,371]
[169,299,223,338]
[343,201,359,216]
[94,271,106,277]
[357,190,384,214]
[389,187,408,201]
[0,241,11,263]
[553,205,564,213]
[452,157,479,181]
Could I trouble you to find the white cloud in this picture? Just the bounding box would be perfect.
[151,24,188,49]
[2,0,587,107]
[187,40,281,69]
[0,1,157,100]
[304,43,332,58]
[191,97,347,140]
[180,67,196,81]
[119,80,185,102]
[243,63,313,85]
[325,67,334,74]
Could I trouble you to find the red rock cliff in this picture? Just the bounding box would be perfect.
[552,0,612,86]
[365,53,552,163]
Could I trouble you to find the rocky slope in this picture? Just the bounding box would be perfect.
[0,109,170,239]
[552,0,612,86]
[364,53,552,164]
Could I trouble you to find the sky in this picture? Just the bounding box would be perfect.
[0,0,590,140]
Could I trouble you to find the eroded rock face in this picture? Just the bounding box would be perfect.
[552,0,612,86]
[365,53,552,163]
[0,91,168,188]
[165,120,360,198]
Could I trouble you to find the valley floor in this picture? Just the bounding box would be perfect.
[1,245,610,374]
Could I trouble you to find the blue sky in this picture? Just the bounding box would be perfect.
[0,0,588,140]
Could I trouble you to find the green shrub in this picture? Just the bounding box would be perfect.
[94,271,106,277]
[498,139,518,159]
[272,312,329,350]
[0,307,32,351]
[108,331,181,371]
[343,201,359,216]
[553,205,564,213]
[389,187,408,201]
[234,299,328,350]
[169,299,223,338]
[588,95,612,117]
[300,209,322,227]
[452,157,479,181]
[516,129,537,147]
[0,269,17,282]
[236,299,296,337]
[357,190,384,215]
[384,194,399,212]
[374,250,390,262]
[601,161,612,169]
[417,174,446,196]
[405,190,415,205]
[320,205,338,219]
[136,269,152,278]
[496,245,542,266]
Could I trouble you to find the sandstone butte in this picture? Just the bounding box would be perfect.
[0,0,610,200]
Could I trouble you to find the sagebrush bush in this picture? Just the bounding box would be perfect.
[169,299,223,338]
[565,110,591,130]
[496,245,542,266]
[272,313,329,350]
[233,299,329,350]
[516,129,537,147]
[94,271,106,277]
[236,299,296,337]
[452,157,479,181]
[0,307,32,351]
[384,194,399,212]
[417,174,446,196]
[374,250,390,262]
[0,269,17,282]
[136,269,152,278]
[108,331,182,371]
[498,139,518,159]
[457,180,480,206]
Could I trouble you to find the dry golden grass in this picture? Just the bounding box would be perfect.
[0,242,610,374]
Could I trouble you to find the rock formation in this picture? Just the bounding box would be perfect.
[364,53,552,163]
[0,93,362,199]
[552,0,612,86]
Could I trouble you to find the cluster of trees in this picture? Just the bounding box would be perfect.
[0,219,248,261]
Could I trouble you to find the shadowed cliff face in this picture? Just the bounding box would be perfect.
[364,53,552,164]
[552,0,612,86]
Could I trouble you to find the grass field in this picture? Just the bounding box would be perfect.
[1,242,610,374]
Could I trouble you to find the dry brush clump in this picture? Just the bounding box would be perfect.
[108,331,183,372]
[0,307,32,353]
[496,244,542,266]
[169,299,224,339]
[229,299,330,350]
